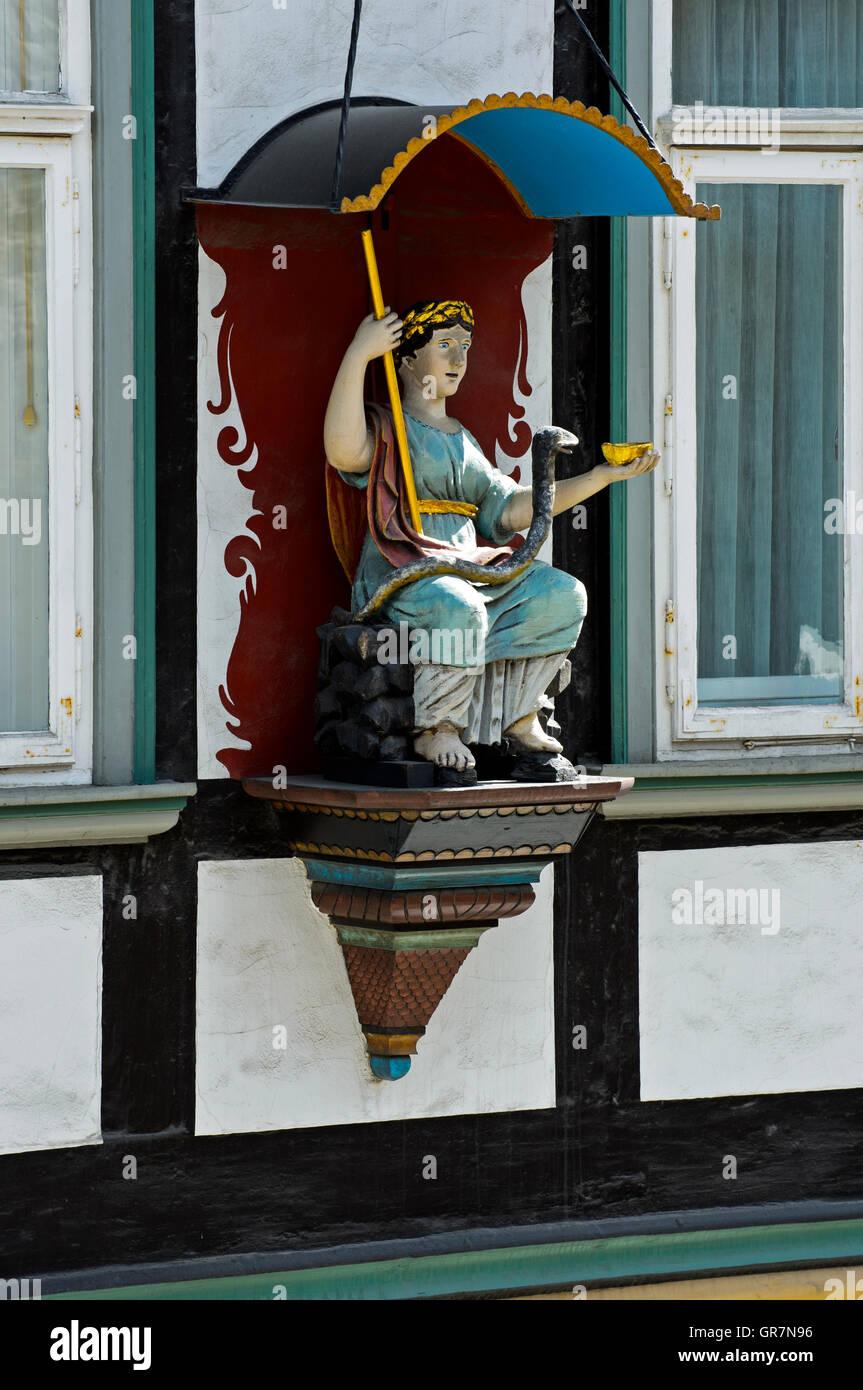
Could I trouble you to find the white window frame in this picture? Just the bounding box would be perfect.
[654,148,863,753]
[0,0,84,101]
[648,0,863,758]
[0,0,92,784]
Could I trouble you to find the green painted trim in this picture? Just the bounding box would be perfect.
[0,781,196,807]
[301,859,544,890]
[608,0,628,764]
[607,0,627,126]
[132,0,156,784]
[91,0,136,784]
[626,770,863,793]
[599,767,863,818]
[45,1218,863,1301]
[334,923,490,951]
[0,783,195,848]
[0,796,189,821]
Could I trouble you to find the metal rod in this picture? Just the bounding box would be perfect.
[563,0,657,150]
[360,228,423,535]
[330,0,363,212]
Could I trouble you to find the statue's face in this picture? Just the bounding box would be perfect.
[400,324,472,399]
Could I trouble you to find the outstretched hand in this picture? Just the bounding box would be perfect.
[352,309,403,363]
[604,449,661,481]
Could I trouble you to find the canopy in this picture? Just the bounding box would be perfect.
[187,93,720,220]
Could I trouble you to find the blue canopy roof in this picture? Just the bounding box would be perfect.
[187,94,720,221]
[454,106,692,218]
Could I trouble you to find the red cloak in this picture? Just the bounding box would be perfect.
[325,403,519,583]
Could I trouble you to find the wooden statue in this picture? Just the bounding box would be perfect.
[323,294,658,778]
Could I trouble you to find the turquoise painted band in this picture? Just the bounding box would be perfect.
[301,857,545,889]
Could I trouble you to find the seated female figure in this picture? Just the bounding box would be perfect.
[323,300,658,772]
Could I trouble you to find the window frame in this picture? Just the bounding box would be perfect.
[0,0,92,783]
[653,145,863,754]
[0,0,82,101]
[642,0,863,760]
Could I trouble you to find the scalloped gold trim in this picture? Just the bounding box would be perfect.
[276,799,594,819]
[340,92,720,221]
[288,839,576,861]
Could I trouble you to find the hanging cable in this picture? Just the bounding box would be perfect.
[330,0,364,212]
[563,0,657,150]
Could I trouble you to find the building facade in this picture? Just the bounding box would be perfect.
[1,0,862,1299]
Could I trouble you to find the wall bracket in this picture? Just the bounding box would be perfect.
[244,774,632,1079]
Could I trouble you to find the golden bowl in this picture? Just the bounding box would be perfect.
[601,441,653,467]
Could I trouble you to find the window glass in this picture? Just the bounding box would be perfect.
[0,0,61,94]
[673,0,863,107]
[0,167,49,731]
[695,181,844,707]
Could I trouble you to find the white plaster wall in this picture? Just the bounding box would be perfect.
[639,840,863,1101]
[507,255,553,564]
[193,9,558,1134]
[197,247,260,779]
[195,857,555,1132]
[0,875,103,1155]
[196,0,554,188]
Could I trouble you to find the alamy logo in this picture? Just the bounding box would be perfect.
[0,497,42,545]
[671,101,780,153]
[377,621,484,668]
[0,1276,41,1300]
[671,879,781,936]
[824,1270,863,1299]
[824,492,863,534]
[50,1321,152,1371]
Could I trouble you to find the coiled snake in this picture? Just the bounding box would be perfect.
[352,426,577,623]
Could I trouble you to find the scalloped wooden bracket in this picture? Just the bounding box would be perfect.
[244,773,634,1080]
[339,91,721,221]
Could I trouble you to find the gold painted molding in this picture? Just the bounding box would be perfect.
[339,92,721,221]
[275,801,592,820]
[508,1264,858,1301]
[288,839,574,862]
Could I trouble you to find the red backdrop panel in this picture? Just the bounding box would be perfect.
[198,133,553,777]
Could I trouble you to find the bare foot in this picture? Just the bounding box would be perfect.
[504,713,563,754]
[414,722,476,770]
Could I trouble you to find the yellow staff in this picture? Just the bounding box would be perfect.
[360,228,423,535]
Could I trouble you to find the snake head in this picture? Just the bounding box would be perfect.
[531,426,580,465]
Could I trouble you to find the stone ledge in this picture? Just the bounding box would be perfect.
[244,774,632,864]
[600,762,863,819]
[0,783,197,849]
[244,772,632,812]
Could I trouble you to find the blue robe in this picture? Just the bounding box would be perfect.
[338,411,587,668]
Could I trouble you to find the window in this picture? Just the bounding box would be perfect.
[1,167,49,730]
[647,0,863,756]
[0,0,62,94]
[672,0,863,109]
[0,0,92,780]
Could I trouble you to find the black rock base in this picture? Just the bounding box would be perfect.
[434,764,479,788]
[321,757,435,788]
[511,751,582,784]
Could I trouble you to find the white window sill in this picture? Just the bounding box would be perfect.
[0,102,91,133]
[0,783,197,849]
[657,108,863,151]
[599,756,863,819]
